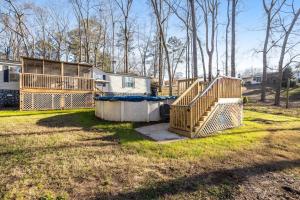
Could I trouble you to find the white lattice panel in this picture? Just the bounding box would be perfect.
[23,93,33,110]
[33,93,53,110]
[21,92,94,110]
[71,93,93,108]
[53,94,61,109]
[194,103,242,138]
[64,94,72,109]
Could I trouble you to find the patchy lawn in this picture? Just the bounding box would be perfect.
[245,104,300,117]
[243,84,300,107]
[0,108,299,199]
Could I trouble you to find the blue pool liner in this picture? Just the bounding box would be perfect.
[94,95,177,102]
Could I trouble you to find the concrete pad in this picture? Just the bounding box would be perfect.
[135,123,186,142]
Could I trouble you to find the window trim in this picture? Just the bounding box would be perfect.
[122,76,135,88]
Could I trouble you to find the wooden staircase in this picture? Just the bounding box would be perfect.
[169,76,242,138]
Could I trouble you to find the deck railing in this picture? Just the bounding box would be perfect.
[170,76,242,134]
[159,78,198,96]
[21,73,94,91]
[177,78,197,95]
[172,79,208,106]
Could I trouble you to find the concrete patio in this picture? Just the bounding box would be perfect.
[135,123,186,142]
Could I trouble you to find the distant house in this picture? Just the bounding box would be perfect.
[266,72,279,84]
[0,59,21,108]
[242,74,262,85]
[93,67,151,96]
[295,69,300,82]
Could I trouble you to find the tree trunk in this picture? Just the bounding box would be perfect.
[124,16,129,73]
[158,0,163,92]
[286,78,290,108]
[151,0,172,95]
[189,0,198,78]
[197,37,206,82]
[261,12,271,102]
[225,0,230,76]
[112,21,115,72]
[275,9,300,106]
[186,22,190,80]
[231,0,236,77]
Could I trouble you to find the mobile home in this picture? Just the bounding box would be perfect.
[0,59,21,108]
[93,67,151,96]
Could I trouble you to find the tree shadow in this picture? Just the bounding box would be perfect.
[248,118,300,124]
[0,110,73,118]
[0,142,117,158]
[221,127,300,137]
[93,159,300,200]
[35,110,147,143]
[0,128,82,137]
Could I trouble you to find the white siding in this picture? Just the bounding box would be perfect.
[93,67,151,94]
[0,64,20,90]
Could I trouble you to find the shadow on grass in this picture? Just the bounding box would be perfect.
[0,128,82,137]
[249,118,300,124]
[0,110,75,118]
[0,111,160,160]
[93,159,300,200]
[35,110,147,143]
[0,142,116,157]
[221,127,300,137]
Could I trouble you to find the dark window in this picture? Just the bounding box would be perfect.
[3,66,9,82]
[9,66,20,82]
[103,75,106,87]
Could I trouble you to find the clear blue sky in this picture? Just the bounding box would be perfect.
[25,0,300,76]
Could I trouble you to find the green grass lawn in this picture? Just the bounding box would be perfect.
[289,86,300,98]
[0,108,299,199]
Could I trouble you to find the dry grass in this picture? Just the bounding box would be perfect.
[0,108,299,199]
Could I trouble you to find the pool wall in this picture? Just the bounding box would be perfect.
[95,99,173,122]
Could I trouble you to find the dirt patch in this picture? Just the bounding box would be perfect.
[236,170,300,200]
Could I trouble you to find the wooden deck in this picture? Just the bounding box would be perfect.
[21,73,94,91]
[20,57,95,110]
[169,76,242,137]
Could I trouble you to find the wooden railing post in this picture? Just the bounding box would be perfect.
[217,78,220,99]
[188,107,192,134]
[177,80,180,95]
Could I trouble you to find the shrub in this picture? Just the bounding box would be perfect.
[243,96,248,104]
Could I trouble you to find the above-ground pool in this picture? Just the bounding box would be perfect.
[95,96,176,122]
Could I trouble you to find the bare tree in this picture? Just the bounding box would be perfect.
[2,0,34,58]
[164,0,206,80]
[115,0,133,73]
[198,0,219,81]
[189,0,198,78]
[137,24,153,76]
[225,0,230,76]
[231,0,238,77]
[274,7,300,106]
[261,0,286,102]
[151,0,173,95]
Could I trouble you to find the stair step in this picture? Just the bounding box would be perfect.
[193,102,218,132]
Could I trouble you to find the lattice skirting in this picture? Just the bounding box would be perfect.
[20,92,94,110]
[194,102,243,138]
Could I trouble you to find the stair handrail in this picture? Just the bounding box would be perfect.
[172,78,201,105]
[170,77,219,108]
[188,75,241,107]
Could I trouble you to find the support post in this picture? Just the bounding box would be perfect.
[61,62,64,90]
